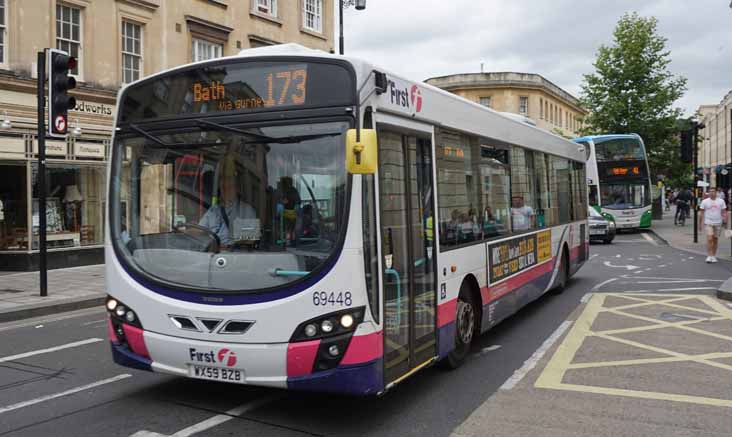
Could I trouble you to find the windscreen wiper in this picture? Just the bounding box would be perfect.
[127,124,222,149]
[194,119,342,144]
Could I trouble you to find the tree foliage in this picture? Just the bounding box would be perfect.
[579,12,688,183]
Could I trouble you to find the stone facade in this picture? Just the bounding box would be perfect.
[698,92,732,189]
[425,72,587,138]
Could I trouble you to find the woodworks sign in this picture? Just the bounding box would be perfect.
[71,100,114,117]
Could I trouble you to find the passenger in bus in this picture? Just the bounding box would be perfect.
[199,155,256,247]
[274,176,301,241]
[511,196,534,231]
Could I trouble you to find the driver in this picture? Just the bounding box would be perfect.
[199,153,256,247]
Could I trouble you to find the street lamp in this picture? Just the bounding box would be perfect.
[339,0,366,55]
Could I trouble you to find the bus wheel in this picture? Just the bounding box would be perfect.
[444,284,477,369]
[551,249,569,294]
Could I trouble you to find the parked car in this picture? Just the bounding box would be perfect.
[588,207,616,244]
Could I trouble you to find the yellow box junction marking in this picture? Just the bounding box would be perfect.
[535,293,732,408]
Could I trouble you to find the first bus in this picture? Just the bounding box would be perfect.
[105,44,589,395]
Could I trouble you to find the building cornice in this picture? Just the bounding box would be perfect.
[426,72,586,114]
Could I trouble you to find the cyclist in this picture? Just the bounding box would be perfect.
[675,187,693,225]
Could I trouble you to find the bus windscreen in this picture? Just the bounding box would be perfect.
[119,60,355,123]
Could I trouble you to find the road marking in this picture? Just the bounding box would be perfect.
[0,374,131,414]
[499,320,572,391]
[602,287,718,293]
[81,319,107,326]
[131,395,278,437]
[0,338,103,363]
[591,278,618,291]
[640,232,659,246]
[535,293,732,408]
[0,308,105,333]
[603,261,639,270]
[580,293,593,303]
[624,276,724,282]
[482,345,502,353]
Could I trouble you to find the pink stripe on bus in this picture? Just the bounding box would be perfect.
[122,324,150,358]
[341,331,383,365]
[437,298,457,327]
[107,318,119,343]
[287,340,320,377]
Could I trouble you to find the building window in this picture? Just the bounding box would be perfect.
[539,99,543,119]
[0,0,7,66]
[56,3,82,76]
[303,0,323,33]
[121,21,142,84]
[192,37,223,62]
[255,0,277,16]
[479,96,491,108]
[519,96,528,115]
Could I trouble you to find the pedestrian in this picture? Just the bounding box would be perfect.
[699,187,727,263]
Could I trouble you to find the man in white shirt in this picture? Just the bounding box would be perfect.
[699,187,727,263]
[511,196,534,232]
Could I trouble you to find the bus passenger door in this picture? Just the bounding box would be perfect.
[378,127,437,385]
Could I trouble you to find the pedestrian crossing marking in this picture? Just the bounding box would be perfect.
[535,293,732,408]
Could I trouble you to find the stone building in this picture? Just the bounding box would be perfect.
[425,72,587,138]
[0,0,334,270]
[697,92,732,190]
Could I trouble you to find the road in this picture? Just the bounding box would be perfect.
[1,232,730,437]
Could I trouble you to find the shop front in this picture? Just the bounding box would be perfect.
[0,135,109,271]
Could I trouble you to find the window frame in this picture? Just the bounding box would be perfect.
[254,0,278,17]
[0,0,7,68]
[121,20,143,84]
[56,2,83,80]
[191,37,224,63]
[519,96,528,116]
[302,0,323,33]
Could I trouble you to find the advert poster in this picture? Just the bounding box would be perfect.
[489,230,552,284]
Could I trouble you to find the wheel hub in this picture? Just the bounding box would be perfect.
[456,300,475,344]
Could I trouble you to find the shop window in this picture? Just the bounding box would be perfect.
[0,163,28,251]
[31,164,106,249]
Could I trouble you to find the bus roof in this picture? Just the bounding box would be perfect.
[572,134,642,143]
[120,43,585,162]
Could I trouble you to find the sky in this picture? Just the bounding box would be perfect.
[338,0,732,116]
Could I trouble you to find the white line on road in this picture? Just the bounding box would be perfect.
[580,293,593,303]
[640,232,659,246]
[0,308,105,333]
[603,261,639,270]
[0,338,103,363]
[623,276,724,282]
[604,287,718,293]
[499,320,573,391]
[81,319,107,326]
[591,278,618,291]
[0,374,131,414]
[131,395,278,437]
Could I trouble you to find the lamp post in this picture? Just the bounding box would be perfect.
[339,0,366,55]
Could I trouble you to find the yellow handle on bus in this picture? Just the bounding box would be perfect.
[346,129,378,174]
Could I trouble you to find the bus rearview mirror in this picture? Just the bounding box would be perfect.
[346,129,377,174]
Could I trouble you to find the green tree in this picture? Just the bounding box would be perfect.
[579,12,688,183]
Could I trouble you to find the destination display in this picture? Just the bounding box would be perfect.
[488,230,552,284]
[119,61,355,122]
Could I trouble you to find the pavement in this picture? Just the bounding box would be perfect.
[650,209,732,260]
[0,264,105,322]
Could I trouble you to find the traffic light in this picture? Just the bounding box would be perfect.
[680,129,693,163]
[47,49,77,137]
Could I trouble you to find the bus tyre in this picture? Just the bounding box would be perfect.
[444,284,477,369]
[551,249,569,294]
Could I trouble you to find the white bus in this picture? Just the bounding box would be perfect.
[573,134,652,229]
[105,44,589,395]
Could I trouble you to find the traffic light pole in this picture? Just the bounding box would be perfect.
[36,51,48,297]
[693,123,699,244]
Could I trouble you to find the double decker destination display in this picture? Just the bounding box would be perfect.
[119,60,355,122]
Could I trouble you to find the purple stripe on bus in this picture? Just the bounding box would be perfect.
[287,358,383,395]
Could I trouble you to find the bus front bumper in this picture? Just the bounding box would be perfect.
[109,319,383,395]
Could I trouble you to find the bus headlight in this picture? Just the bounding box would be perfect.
[115,305,127,317]
[106,295,143,330]
[290,307,365,342]
[106,299,118,311]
